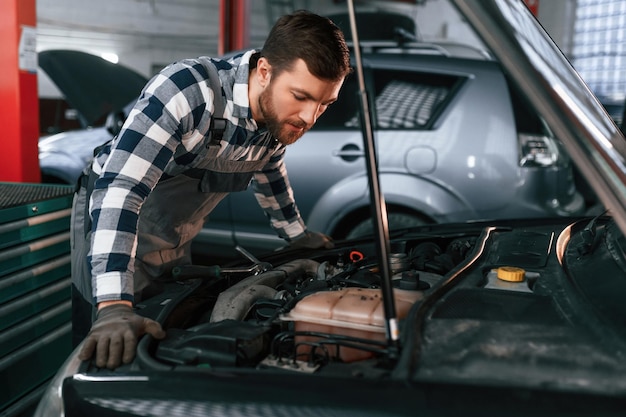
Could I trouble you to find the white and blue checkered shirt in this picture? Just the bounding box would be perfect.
[88,50,306,303]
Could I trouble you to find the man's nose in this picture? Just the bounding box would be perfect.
[299,102,322,125]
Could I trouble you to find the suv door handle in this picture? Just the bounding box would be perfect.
[333,143,364,162]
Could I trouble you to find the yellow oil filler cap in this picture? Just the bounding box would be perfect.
[496,266,525,282]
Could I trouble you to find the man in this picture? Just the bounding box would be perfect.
[71,10,351,369]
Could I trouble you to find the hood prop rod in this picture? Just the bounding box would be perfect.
[346,0,400,360]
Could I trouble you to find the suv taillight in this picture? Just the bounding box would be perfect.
[519,133,560,167]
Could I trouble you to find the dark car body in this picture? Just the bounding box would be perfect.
[35,0,626,415]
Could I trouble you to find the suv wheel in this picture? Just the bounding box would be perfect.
[345,212,428,239]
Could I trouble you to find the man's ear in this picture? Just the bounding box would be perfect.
[256,57,272,88]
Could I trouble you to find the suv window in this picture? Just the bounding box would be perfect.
[315,68,461,130]
[370,70,458,129]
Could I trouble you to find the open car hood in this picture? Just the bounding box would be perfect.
[38,49,148,126]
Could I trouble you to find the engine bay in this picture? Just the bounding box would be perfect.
[148,229,476,371]
[133,218,626,393]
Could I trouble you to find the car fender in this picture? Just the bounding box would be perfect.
[306,172,477,233]
[38,151,85,185]
[38,127,113,185]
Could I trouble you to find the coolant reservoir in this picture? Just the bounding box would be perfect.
[281,287,422,362]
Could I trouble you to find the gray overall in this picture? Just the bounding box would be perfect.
[70,134,276,344]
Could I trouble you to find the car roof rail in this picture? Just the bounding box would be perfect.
[349,40,493,60]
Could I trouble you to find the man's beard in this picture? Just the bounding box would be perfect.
[258,86,309,145]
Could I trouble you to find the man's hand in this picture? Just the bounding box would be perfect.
[289,231,335,249]
[78,303,166,369]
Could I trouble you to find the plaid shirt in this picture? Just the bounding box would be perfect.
[88,50,306,304]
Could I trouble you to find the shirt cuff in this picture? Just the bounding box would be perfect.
[93,271,134,305]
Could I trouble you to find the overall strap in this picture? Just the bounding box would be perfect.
[81,167,99,237]
[206,62,227,142]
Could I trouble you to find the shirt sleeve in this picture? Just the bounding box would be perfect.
[252,146,307,241]
[88,63,210,304]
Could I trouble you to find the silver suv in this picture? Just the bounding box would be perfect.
[194,41,585,258]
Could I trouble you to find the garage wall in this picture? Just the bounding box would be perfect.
[36,0,239,80]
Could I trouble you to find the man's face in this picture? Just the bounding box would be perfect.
[258,59,344,145]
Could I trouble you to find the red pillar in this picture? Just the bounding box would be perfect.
[218,0,249,56]
[0,0,40,183]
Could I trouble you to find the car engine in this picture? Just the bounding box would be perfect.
[126,214,626,396]
[149,234,476,372]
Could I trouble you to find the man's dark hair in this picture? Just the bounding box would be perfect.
[261,10,351,82]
